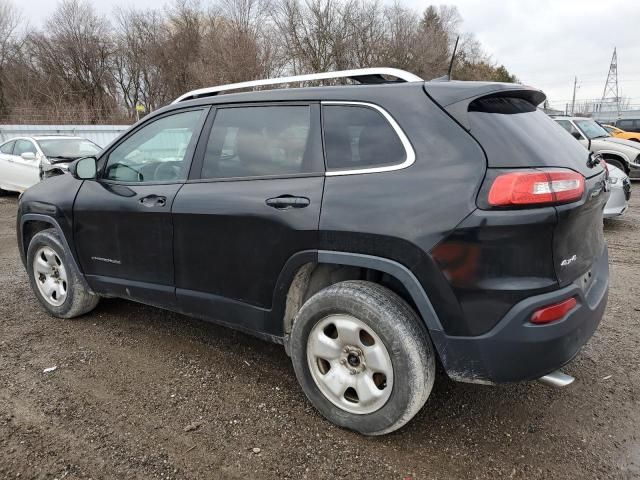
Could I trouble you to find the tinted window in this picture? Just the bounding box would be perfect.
[104,109,204,183]
[617,120,634,130]
[0,140,14,154]
[14,139,37,156]
[37,138,101,158]
[468,104,599,177]
[202,106,314,179]
[323,105,405,170]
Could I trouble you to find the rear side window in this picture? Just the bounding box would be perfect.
[201,106,317,179]
[555,120,582,137]
[0,140,14,154]
[322,105,406,171]
[617,120,634,130]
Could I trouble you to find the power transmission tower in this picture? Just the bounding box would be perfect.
[600,48,620,118]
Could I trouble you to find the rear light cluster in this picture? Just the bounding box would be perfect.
[487,169,585,207]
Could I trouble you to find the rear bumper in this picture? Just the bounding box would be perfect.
[431,245,609,384]
[603,181,629,218]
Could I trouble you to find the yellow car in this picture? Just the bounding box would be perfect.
[602,124,640,143]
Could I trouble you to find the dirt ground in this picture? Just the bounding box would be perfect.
[0,191,638,480]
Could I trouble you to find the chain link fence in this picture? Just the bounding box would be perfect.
[0,107,134,125]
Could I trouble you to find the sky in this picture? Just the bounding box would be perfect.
[17,0,640,109]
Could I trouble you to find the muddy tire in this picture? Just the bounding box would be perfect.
[27,228,99,318]
[289,280,435,435]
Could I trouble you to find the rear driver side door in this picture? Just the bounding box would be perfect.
[172,103,325,335]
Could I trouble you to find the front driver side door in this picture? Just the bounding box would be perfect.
[73,107,208,304]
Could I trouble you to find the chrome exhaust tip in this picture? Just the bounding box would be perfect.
[538,370,575,388]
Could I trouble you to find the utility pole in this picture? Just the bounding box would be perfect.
[570,76,577,115]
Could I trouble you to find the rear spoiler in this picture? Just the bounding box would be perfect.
[423,81,546,130]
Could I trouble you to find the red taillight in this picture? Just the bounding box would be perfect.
[487,170,585,207]
[530,297,577,325]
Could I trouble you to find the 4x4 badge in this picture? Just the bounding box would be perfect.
[560,255,577,267]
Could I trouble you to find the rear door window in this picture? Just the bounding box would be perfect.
[322,105,406,171]
[201,105,321,179]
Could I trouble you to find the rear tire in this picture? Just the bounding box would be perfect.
[289,280,435,435]
[27,229,99,319]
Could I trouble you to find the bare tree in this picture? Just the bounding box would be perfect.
[0,0,519,124]
[0,0,22,114]
[113,7,168,114]
[26,0,117,122]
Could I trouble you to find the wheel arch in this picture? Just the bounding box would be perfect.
[19,213,93,293]
[599,151,630,173]
[275,250,444,353]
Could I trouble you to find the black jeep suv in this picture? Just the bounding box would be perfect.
[17,69,609,435]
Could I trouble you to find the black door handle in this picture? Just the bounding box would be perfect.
[139,194,167,207]
[265,195,310,210]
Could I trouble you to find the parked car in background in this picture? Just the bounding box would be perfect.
[0,136,101,193]
[601,124,640,143]
[615,118,640,133]
[604,163,631,218]
[553,116,640,179]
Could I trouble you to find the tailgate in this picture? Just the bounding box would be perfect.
[553,172,607,285]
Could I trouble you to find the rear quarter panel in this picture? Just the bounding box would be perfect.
[319,87,487,307]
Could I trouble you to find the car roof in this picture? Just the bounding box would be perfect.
[551,116,595,121]
[152,80,546,126]
[32,136,87,140]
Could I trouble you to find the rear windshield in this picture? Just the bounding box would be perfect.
[37,138,101,158]
[467,97,601,177]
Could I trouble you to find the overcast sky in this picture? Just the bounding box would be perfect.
[18,0,640,108]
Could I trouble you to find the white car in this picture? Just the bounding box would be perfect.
[0,136,101,193]
[604,163,631,218]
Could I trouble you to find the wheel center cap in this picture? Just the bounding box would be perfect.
[347,353,360,367]
[341,346,365,374]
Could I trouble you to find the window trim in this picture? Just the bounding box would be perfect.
[97,106,210,186]
[321,101,415,176]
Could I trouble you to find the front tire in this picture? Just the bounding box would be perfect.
[289,281,436,435]
[27,229,99,318]
[604,158,626,173]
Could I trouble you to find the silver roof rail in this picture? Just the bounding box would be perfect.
[172,68,424,104]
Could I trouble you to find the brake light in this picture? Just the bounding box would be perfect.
[488,170,585,207]
[530,297,577,324]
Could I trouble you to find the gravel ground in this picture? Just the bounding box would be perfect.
[0,191,639,480]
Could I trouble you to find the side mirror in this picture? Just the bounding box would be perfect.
[21,152,36,161]
[69,156,97,180]
[571,131,582,140]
